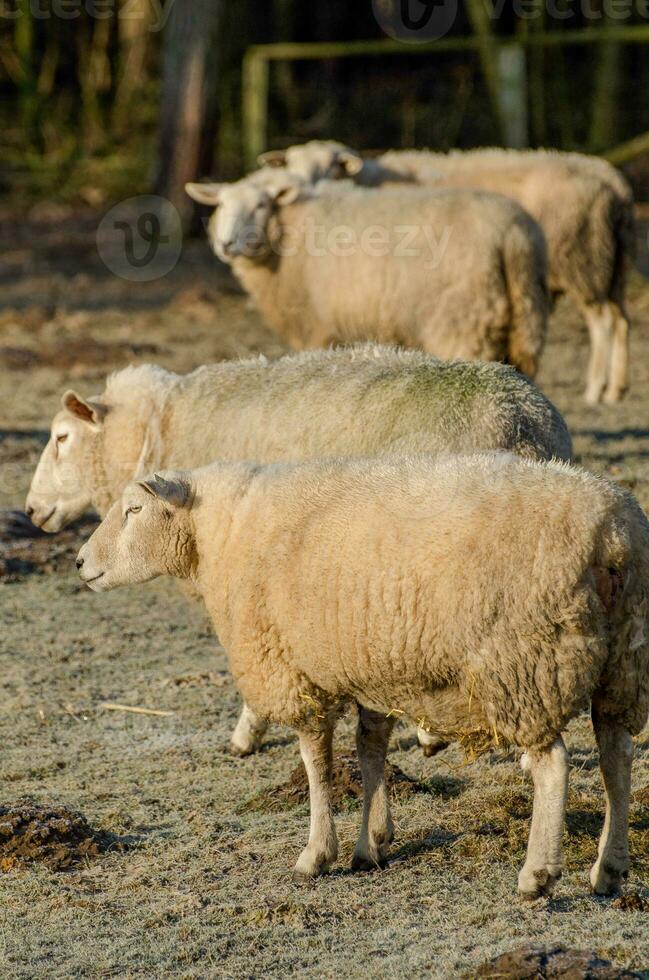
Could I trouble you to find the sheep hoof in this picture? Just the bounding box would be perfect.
[590,858,628,896]
[518,865,561,900]
[584,389,603,406]
[293,848,334,881]
[228,740,259,757]
[602,387,625,406]
[351,853,388,872]
[421,739,449,758]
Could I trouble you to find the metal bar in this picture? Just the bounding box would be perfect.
[242,26,649,170]
[242,48,270,171]
[247,26,649,63]
[605,129,649,165]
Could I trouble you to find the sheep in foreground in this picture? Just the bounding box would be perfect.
[186,170,549,377]
[77,453,649,896]
[26,345,571,756]
[259,141,634,404]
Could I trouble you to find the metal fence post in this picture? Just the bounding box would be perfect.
[243,48,270,172]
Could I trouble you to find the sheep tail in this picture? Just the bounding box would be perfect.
[502,213,550,379]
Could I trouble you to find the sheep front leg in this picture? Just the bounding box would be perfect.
[294,724,337,880]
[352,707,395,871]
[229,703,268,756]
[518,737,569,899]
[590,711,633,895]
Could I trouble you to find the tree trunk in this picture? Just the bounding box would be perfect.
[113,0,154,138]
[154,0,224,227]
[464,0,504,143]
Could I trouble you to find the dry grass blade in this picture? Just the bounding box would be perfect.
[98,702,175,718]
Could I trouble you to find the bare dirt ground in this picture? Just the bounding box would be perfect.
[1,207,649,979]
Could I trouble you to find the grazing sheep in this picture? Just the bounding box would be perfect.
[259,141,634,404]
[186,169,549,377]
[25,345,571,756]
[77,453,649,896]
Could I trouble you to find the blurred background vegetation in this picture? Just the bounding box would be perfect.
[2,0,649,217]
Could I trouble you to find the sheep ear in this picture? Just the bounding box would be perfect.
[185,182,224,206]
[62,390,107,427]
[258,150,286,168]
[137,474,190,509]
[274,182,301,206]
[338,150,363,176]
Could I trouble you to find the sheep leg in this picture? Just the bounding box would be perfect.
[417,728,450,757]
[603,303,630,404]
[590,711,633,895]
[583,303,614,405]
[294,723,338,880]
[518,737,569,899]
[352,707,395,871]
[229,703,268,756]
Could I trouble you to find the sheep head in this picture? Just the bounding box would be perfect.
[25,391,108,533]
[186,170,303,263]
[77,471,196,591]
[258,140,364,183]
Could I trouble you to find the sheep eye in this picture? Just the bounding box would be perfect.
[56,434,68,444]
[125,505,142,517]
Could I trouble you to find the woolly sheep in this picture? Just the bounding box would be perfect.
[185,169,549,378]
[259,141,634,404]
[77,452,649,896]
[26,345,571,757]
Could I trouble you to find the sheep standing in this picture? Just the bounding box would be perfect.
[259,141,634,404]
[26,345,571,756]
[186,170,549,378]
[77,453,649,896]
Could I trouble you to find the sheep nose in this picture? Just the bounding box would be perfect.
[25,505,34,518]
[76,556,84,570]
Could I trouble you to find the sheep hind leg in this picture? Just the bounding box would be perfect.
[229,702,268,756]
[352,707,395,871]
[603,303,630,404]
[518,737,569,900]
[590,710,633,895]
[293,722,338,880]
[583,302,614,405]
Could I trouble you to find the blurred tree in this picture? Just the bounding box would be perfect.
[113,0,155,138]
[154,0,224,225]
[588,3,624,152]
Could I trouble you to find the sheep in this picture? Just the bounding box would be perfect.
[185,169,549,378]
[76,452,649,896]
[26,345,571,757]
[259,141,635,404]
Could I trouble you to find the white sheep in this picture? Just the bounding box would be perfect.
[26,345,571,757]
[259,141,635,404]
[77,452,649,896]
[186,169,549,378]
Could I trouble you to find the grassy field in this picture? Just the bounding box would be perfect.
[1,207,649,978]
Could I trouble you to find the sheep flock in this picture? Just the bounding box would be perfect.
[15,139,649,929]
